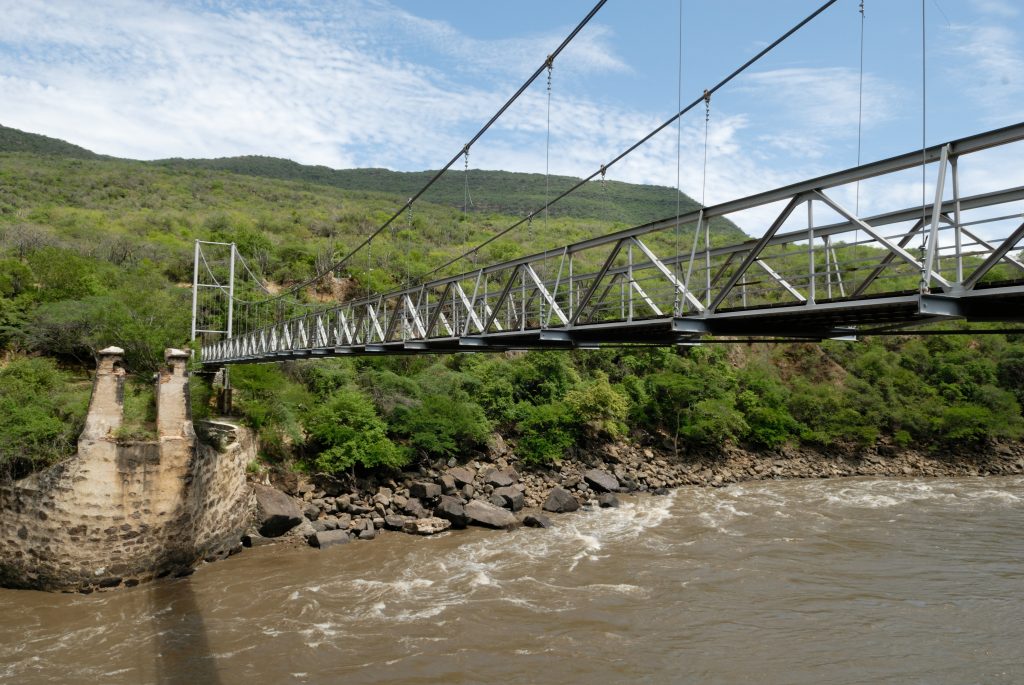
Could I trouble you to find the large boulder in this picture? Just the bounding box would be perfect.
[465,500,518,529]
[403,517,452,536]
[583,468,620,493]
[311,529,351,549]
[597,493,620,508]
[410,481,442,500]
[542,486,580,513]
[484,469,517,488]
[493,486,525,512]
[523,514,553,529]
[241,533,277,547]
[253,484,303,537]
[434,496,469,528]
[383,514,413,531]
[447,467,476,487]
[402,498,430,519]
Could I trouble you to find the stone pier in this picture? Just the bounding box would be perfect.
[0,348,255,592]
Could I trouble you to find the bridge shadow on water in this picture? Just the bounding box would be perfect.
[148,574,222,685]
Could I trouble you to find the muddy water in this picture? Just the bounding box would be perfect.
[2,476,1023,684]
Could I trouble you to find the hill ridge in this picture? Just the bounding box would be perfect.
[0,123,745,238]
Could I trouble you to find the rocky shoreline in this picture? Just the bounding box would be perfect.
[245,437,1024,549]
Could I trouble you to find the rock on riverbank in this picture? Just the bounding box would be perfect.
[246,437,1024,549]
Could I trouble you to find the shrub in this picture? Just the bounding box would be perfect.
[302,387,407,474]
[231,364,310,461]
[564,372,629,438]
[515,401,576,464]
[0,356,89,479]
[678,397,748,447]
[736,365,798,448]
[116,377,156,441]
[391,390,490,459]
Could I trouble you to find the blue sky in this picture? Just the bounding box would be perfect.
[1,0,1022,227]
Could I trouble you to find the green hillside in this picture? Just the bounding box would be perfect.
[1,124,1022,482]
[0,125,103,160]
[153,155,738,233]
[1,123,748,241]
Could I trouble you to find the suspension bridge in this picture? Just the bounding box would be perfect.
[192,1,1024,366]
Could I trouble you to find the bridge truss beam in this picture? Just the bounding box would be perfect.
[201,123,1024,364]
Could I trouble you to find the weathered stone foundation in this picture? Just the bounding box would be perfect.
[0,348,255,592]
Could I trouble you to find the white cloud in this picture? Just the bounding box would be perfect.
[0,0,635,173]
[0,0,766,205]
[949,23,1024,123]
[970,0,1019,18]
[373,6,631,78]
[737,66,898,154]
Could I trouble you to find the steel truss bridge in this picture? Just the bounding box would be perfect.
[200,123,1024,366]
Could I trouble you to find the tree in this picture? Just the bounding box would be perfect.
[392,389,490,459]
[516,401,576,464]
[565,371,629,438]
[303,387,407,474]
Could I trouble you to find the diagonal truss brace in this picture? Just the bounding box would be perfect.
[814,190,952,289]
[961,225,1024,274]
[852,218,926,297]
[525,264,569,326]
[404,294,427,339]
[569,241,626,326]
[454,281,485,335]
[628,279,662,316]
[630,238,705,312]
[710,193,807,312]
[963,221,1024,290]
[483,265,521,332]
[755,259,806,302]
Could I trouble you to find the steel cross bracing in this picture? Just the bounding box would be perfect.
[202,123,1024,365]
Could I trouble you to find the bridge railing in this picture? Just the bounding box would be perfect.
[203,123,1024,363]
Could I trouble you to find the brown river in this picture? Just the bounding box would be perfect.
[2,475,1023,684]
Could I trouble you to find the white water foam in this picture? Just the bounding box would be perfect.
[350,578,434,594]
[820,478,1022,509]
[694,498,753,536]
[260,493,680,633]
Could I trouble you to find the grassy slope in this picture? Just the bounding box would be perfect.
[1,124,747,242]
[152,155,745,236]
[0,125,104,159]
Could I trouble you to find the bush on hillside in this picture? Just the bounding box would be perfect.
[515,401,576,464]
[0,356,89,480]
[391,390,490,460]
[302,387,407,474]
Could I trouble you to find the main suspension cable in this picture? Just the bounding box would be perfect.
[266,0,608,305]
[683,91,710,314]
[920,0,928,288]
[673,0,684,314]
[545,56,553,236]
[419,0,841,281]
[855,0,865,216]
[234,250,271,295]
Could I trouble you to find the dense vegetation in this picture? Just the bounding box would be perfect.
[153,156,736,231]
[1,125,1022,481]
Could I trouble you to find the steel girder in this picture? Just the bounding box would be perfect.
[202,123,1024,364]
